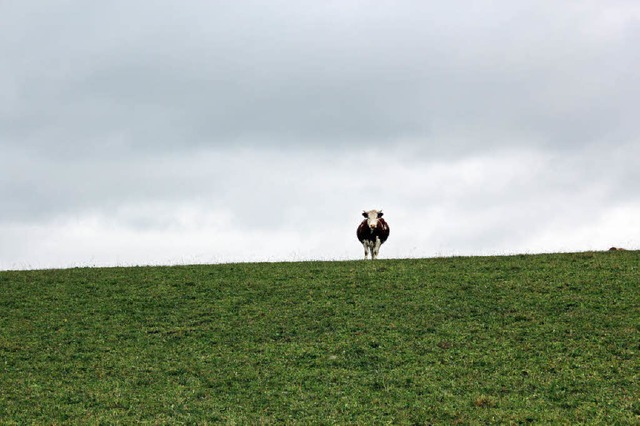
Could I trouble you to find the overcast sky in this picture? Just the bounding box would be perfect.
[2,1,639,270]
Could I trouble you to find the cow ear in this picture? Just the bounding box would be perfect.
[377,211,384,218]
[362,211,368,218]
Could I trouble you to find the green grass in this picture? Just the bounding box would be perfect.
[1,252,639,424]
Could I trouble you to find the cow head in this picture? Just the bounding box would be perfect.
[362,209,384,231]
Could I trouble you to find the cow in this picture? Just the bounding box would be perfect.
[357,209,390,260]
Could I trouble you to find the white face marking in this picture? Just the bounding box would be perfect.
[364,209,382,230]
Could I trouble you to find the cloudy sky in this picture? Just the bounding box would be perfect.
[2,1,639,270]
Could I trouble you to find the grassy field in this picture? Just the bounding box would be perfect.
[1,251,638,424]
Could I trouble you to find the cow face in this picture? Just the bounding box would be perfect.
[362,209,383,230]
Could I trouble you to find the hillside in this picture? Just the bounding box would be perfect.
[1,252,638,424]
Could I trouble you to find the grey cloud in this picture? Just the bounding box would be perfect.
[3,1,638,159]
[3,137,639,227]
[1,143,639,269]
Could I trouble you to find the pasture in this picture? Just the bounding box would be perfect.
[1,252,638,424]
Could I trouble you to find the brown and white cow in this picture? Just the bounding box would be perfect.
[357,209,390,259]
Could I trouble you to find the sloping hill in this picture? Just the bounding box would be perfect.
[1,252,638,424]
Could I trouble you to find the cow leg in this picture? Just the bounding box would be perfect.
[372,237,382,259]
[362,242,370,259]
